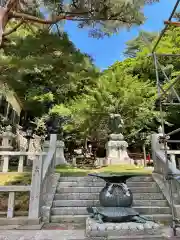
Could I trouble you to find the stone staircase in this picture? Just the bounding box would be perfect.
[50,175,172,226]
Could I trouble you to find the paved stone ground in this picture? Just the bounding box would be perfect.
[0,225,180,240]
[0,223,85,230]
[0,230,85,240]
[0,228,180,240]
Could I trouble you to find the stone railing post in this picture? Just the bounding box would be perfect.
[55,140,68,166]
[0,126,15,172]
[43,141,49,152]
[151,125,172,175]
[28,155,43,220]
[42,141,49,167]
[170,154,177,172]
[151,133,161,173]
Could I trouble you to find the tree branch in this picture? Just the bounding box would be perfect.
[3,19,24,36]
[10,9,139,25]
[10,11,91,24]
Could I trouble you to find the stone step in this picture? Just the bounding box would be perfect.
[134,206,171,215]
[50,214,87,223]
[54,192,165,200]
[56,186,159,193]
[50,214,172,224]
[58,181,157,188]
[52,199,168,208]
[85,236,167,240]
[59,176,153,182]
[51,206,171,216]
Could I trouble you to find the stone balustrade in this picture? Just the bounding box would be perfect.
[0,185,31,223]
[0,134,58,225]
[151,129,180,219]
[0,151,46,173]
[0,125,47,172]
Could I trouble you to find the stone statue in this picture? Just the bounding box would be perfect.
[109,113,124,134]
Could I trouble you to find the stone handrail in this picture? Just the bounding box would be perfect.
[151,132,180,218]
[0,185,31,222]
[0,151,47,173]
[28,134,57,221]
[152,133,180,175]
[0,134,57,224]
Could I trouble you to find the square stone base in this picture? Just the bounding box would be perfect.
[86,217,163,238]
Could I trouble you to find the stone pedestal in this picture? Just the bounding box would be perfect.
[106,133,132,165]
[86,217,163,238]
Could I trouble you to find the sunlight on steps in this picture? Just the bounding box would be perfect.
[55,164,153,176]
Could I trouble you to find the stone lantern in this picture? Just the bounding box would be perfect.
[0,125,15,172]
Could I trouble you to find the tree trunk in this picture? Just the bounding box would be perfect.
[0,0,18,45]
[0,6,7,44]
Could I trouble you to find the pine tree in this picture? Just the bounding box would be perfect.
[0,0,159,46]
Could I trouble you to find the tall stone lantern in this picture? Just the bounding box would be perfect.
[105,114,132,165]
[0,125,15,172]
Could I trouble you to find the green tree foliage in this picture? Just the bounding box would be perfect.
[0,0,159,47]
[119,25,180,136]
[124,30,157,58]
[0,25,99,134]
[6,7,180,148]
[68,68,158,145]
[0,22,162,146]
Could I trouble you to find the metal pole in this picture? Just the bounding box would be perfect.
[153,53,177,235]
[156,60,180,103]
[153,53,168,172]
[158,74,180,100]
[167,128,180,137]
[153,53,166,136]
[150,1,180,235]
[167,140,180,143]
[169,176,177,236]
[148,53,180,57]
[153,53,169,170]
[143,144,146,167]
[152,0,180,53]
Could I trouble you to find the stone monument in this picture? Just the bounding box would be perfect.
[105,113,132,165]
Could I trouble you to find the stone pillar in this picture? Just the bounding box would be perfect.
[151,126,170,174]
[0,126,15,172]
[170,154,176,173]
[29,155,43,220]
[106,133,132,165]
[55,140,68,166]
[43,140,68,166]
[43,141,49,153]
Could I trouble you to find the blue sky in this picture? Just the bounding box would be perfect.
[64,0,177,69]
